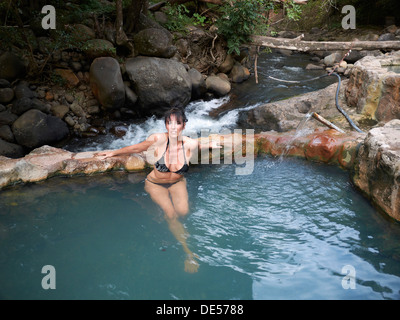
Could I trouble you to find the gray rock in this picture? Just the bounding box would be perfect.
[12,109,69,149]
[229,62,250,83]
[51,105,70,119]
[125,56,192,116]
[323,52,342,67]
[0,88,14,104]
[205,75,231,97]
[14,81,35,99]
[133,28,176,58]
[378,33,396,41]
[0,138,25,158]
[0,110,18,126]
[351,120,400,221]
[188,68,206,100]
[89,57,125,110]
[0,125,15,143]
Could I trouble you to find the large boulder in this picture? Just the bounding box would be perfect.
[83,39,115,59]
[239,80,359,132]
[90,57,125,110]
[11,109,69,149]
[351,120,400,221]
[0,138,25,158]
[125,56,192,116]
[345,52,400,122]
[133,28,176,58]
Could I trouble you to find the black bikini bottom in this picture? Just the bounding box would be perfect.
[145,177,184,189]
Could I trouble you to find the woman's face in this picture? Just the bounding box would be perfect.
[166,114,185,139]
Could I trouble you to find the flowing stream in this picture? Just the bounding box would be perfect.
[62,51,336,153]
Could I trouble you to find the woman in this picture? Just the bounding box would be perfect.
[97,107,219,273]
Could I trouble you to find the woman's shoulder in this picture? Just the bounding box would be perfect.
[147,132,167,143]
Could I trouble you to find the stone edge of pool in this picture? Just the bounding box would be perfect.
[0,120,399,222]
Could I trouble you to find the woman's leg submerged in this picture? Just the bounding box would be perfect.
[144,179,199,273]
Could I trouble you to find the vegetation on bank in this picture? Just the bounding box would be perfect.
[0,0,398,82]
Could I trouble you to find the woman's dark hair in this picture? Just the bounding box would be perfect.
[164,107,188,124]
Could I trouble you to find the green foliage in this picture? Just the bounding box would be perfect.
[164,4,193,32]
[163,3,210,32]
[216,0,303,55]
[284,0,302,21]
[216,0,273,55]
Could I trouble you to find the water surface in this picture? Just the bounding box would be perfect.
[1,158,399,300]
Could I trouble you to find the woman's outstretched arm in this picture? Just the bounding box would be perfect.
[96,134,161,159]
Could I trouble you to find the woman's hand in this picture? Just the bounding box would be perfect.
[95,151,115,160]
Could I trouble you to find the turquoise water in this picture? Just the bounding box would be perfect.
[0,157,400,300]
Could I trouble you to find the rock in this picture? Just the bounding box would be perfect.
[219,54,235,74]
[345,50,382,64]
[229,62,250,83]
[11,97,33,115]
[135,12,166,32]
[83,39,115,59]
[68,24,96,43]
[205,75,231,97]
[0,110,18,126]
[110,125,128,137]
[154,11,168,25]
[89,57,125,110]
[53,69,80,88]
[339,61,347,68]
[305,63,324,70]
[239,80,356,132]
[133,28,177,58]
[0,52,27,81]
[69,102,86,117]
[51,104,70,119]
[345,53,400,121]
[374,74,400,122]
[188,68,206,100]
[351,120,400,221]
[124,84,138,108]
[378,33,396,41]
[0,88,14,104]
[0,79,11,88]
[12,109,69,149]
[125,56,192,116]
[323,52,342,67]
[14,81,35,99]
[0,125,15,143]
[0,138,25,158]
[175,38,189,57]
[384,25,398,34]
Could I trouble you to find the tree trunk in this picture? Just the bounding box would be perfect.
[251,34,400,51]
[115,0,134,54]
[125,0,147,33]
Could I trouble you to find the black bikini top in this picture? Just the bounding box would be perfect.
[155,138,189,175]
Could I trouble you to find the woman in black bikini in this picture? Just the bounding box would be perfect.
[97,107,220,273]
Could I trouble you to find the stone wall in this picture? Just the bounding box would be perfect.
[345,51,400,122]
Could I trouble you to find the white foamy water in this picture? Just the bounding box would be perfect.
[80,97,260,152]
